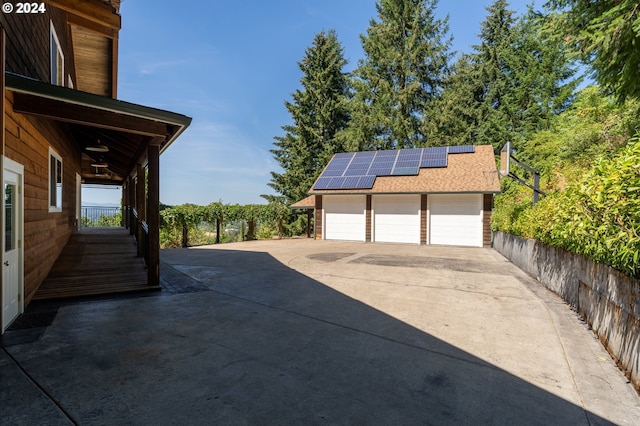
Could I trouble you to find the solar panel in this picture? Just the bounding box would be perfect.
[344,165,371,176]
[351,151,376,162]
[448,145,475,154]
[423,147,447,155]
[328,176,346,188]
[392,166,420,176]
[342,176,360,188]
[313,177,332,190]
[368,165,394,176]
[421,157,447,168]
[333,152,355,160]
[356,175,376,188]
[314,145,473,190]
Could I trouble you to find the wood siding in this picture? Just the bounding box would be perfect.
[71,25,112,96]
[5,91,80,304]
[1,6,74,84]
[483,194,493,247]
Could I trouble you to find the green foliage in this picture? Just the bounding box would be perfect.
[345,0,452,150]
[269,30,350,205]
[160,201,296,248]
[496,138,640,278]
[160,204,205,247]
[81,212,122,228]
[546,0,640,102]
[519,86,640,187]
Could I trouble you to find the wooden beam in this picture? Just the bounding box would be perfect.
[46,0,121,30]
[111,35,118,98]
[147,144,160,287]
[13,93,169,137]
[68,14,118,38]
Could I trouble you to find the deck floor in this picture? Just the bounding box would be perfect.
[33,228,156,301]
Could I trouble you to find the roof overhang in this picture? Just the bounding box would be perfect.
[6,73,192,185]
[290,195,316,210]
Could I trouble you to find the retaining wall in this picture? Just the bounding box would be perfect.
[493,231,640,391]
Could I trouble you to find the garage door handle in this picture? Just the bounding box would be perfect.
[3,261,8,266]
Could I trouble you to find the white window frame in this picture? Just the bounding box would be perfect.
[50,21,64,86]
[49,148,63,212]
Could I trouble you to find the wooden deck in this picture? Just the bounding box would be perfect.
[33,227,157,301]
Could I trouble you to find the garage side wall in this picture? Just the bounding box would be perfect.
[483,194,492,247]
[314,195,322,240]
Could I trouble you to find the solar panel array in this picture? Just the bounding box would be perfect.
[313,145,475,190]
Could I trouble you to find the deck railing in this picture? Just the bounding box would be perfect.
[141,220,149,266]
[131,208,149,266]
[81,206,121,227]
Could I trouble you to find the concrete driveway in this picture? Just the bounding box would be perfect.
[2,239,639,425]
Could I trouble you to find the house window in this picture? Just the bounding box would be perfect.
[49,148,63,212]
[50,22,64,86]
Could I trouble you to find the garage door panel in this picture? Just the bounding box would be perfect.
[324,195,366,241]
[430,194,482,247]
[373,195,420,244]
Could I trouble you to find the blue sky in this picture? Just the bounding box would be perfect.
[85,0,538,206]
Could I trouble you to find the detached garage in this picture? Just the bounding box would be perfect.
[297,145,500,247]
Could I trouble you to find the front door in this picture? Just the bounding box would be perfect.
[2,158,24,333]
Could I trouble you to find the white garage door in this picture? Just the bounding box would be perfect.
[429,194,483,247]
[373,195,420,244]
[324,195,366,241]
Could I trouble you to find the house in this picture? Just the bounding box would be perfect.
[297,145,500,247]
[1,1,191,333]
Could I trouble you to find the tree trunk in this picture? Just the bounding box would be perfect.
[182,225,188,248]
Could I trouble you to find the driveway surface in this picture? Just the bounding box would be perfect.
[1,239,639,425]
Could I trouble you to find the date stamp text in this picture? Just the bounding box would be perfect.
[2,2,47,14]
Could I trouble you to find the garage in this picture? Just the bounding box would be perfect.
[373,194,420,244]
[429,194,483,247]
[304,145,500,247]
[323,195,366,241]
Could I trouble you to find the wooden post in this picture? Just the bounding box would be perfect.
[136,163,145,256]
[306,209,311,238]
[128,174,135,235]
[147,143,160,286]
[121,182,127,228]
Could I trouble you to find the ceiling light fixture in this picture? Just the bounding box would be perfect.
[86,139,109,153]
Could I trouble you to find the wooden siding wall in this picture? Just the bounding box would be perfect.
[1,6,74,84]
[5,91,80,304]
[483,194,493,247]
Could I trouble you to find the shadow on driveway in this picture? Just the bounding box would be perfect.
[0,246,623,424]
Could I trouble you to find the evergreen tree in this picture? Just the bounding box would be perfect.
[268,30,349,204]
[344,0,452,151]
[435,0,578,151]
[546,0,640,102]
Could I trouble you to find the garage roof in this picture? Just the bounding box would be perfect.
[309,145,500,195]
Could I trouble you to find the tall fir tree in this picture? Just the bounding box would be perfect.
[343,0,452,151]
[546,0,640,102]
[434,0,578,151]
[268,30,349,204]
